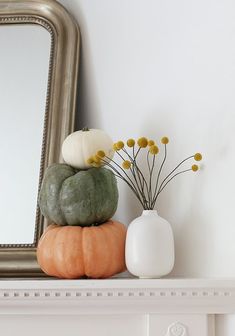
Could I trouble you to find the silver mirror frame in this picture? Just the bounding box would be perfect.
[0,0,79,276]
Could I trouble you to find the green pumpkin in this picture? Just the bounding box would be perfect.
[39,164,118,226]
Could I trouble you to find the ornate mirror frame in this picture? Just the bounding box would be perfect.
[0,0,79,276]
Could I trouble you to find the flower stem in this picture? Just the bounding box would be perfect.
[151,144,167,207]
[148,152,156,207]
[101,157,145,208]
[157,155,194,196]
[152,168,192,207]
[102,156,138,194]
[123,147,149,208]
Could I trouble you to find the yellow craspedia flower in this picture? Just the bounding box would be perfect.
[96,150,106,158]
[87,157,94,165]
[137,137,148,148]
[192,164,199,172]
[93,155,101,164]
[122,160,131,169]
[194,153,202,161]
[116,141,125,150]
[148,140,155,146]
[149,145,159,155]
[113,143,118,151]
[92,162,101,168]
[127,138,135,147]
[161,136,169,145]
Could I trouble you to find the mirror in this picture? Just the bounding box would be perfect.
[0,0,79,276]
[0,25,51,244]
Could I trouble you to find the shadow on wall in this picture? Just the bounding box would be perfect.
[59,0,102,130]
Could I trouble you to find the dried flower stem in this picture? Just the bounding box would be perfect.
[151,155,194,207]
[152,144,167,204]
[121,149,147,206]
[101,157,145,207]
[90,137,202,210]
[122,147,149,207]
[147,150,155,205]
[152,168,192,208]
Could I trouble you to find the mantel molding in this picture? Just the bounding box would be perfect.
[0,278,235,315]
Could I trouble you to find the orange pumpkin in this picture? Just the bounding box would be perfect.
[37,220,127,279]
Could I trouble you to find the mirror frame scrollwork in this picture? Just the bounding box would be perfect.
[0,0,79,276]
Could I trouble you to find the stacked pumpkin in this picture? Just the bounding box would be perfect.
[37,128,127,279]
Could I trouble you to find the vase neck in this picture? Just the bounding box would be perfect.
[142,210,158,216]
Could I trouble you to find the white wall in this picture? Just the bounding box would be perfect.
[58,0,235,332]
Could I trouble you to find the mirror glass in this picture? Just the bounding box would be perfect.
[0,25,51,244]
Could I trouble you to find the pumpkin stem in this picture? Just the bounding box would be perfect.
[82,127,90,131]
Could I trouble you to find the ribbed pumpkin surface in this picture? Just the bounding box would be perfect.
[37,221,127,279]
[39,164,118,226]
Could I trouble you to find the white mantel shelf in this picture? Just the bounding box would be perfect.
[0,278,234,315]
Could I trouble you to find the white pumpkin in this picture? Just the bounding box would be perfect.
[62,128,114,169]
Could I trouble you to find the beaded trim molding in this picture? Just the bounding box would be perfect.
[0,288,232,300]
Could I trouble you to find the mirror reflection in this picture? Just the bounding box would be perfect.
[0,25,51,244]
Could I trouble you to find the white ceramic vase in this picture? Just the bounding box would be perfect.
[125,210,175,278]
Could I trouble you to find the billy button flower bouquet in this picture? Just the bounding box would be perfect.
[87,136,202,210]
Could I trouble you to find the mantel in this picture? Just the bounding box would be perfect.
[0,278,235,316]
